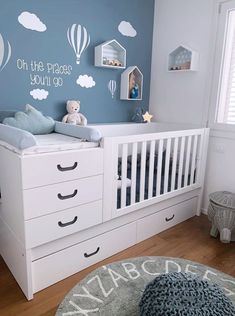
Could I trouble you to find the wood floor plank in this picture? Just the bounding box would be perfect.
[0,215,234,316]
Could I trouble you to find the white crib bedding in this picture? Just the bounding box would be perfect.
[0,133,99,155]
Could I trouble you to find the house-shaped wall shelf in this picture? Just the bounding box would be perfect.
[120,66,143,100]
[168,45,199,72]
[95,39,126,69]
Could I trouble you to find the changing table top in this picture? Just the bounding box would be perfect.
[0,132,99,155]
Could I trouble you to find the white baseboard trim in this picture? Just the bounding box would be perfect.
[201,208,208,215]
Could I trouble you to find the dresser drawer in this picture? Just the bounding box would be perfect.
[32,221,136,293]
[21,148,103,189]
[137,197,197,243]
[25,200,102,248]
[24,175,103,219]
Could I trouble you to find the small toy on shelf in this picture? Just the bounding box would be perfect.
[170,61,191,71]
[130,83,139,99]
[62,100,87,126]
[102,57,123,67]
[103,57,109,65]
[129,72,139,99]
[109,59,123,67]
[142,111,153,123]
[131,106,145,123]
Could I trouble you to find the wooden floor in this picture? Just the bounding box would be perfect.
[0,215,234,316]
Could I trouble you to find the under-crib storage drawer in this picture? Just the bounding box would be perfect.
[21,148,103,189]
[32,222,136,293]
[23,175,103,219]
[25,200,103,248]
[137,197,197,243]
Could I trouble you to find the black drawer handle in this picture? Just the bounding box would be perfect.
[165,214,175,222]
[57,162,78,172]
[84,247,100,258]
[57,189,78,200]
[58,216,78,228]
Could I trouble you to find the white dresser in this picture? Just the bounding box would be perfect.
[0,144,198,299]
[0,146,106,299]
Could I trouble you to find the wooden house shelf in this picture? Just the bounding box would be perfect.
[120,66,143,100]
[95,39,126,69]
[168,45,199,72]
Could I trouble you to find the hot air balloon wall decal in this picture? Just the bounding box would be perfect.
[67,24,90,65]
[0,33,11,72]
[108,80,117,99]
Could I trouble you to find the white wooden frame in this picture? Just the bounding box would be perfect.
[208,0,235,134]
[0,123,209,300]
[103,127,209,221]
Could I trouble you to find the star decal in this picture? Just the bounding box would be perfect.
[142,111,153,123]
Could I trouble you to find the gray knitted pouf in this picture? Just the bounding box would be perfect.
[139,272,235,316]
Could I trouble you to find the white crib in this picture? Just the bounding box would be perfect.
[99,122,209,220]
[0,122,209,299]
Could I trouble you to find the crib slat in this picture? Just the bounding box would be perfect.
[148,140,156,199]
[140,141,147,202]
[156,139,164,196]
[190,135,198,185]
[121,144,128,208]
[171,137,179,191]
[131,142,138,205]
[195,135,203,184]
[178,136,185,189]
[164,138,172,194]
[184,136,192,187]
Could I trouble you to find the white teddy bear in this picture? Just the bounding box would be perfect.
[62,100,87,126]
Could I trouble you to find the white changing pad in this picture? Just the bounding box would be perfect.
[0,133,99,155]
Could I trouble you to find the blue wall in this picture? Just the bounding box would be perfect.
[0,0,154,123]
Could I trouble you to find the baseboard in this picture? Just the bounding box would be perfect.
[201,208,208,215]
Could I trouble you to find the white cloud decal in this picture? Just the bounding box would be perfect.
[118,21,137,37]
[18,12,47,32]
[30,89,49,100]
[76,75,96,88]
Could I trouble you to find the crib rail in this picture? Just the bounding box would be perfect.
[102,128,209,221]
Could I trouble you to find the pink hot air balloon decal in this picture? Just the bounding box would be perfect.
[67,24,90,64]
[0,33,11,72]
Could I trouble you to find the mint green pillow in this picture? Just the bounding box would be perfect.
[3,104,55,135]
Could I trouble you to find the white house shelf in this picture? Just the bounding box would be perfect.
[120,66,143,100]
[168,45,199,72]
[95,39,126,69]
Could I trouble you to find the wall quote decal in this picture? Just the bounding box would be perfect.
[67,24,90,64]
[16,59,72,91]
[0,33,11,72]
[18,12,47,32]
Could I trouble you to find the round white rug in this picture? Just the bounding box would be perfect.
[56,256,235,315]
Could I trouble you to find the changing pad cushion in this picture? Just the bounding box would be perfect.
[0,133,99,155]
[139,272,235,316]
[20,133,99,155]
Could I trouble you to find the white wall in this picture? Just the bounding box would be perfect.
[203,135,235,210]
[150,0,215,125]
[150,0,235,212]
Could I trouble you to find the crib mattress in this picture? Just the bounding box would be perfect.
[0,133,99,155]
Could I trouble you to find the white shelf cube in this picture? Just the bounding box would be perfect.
[168,45,199,72]
[95,39,126,69]
[120,66,143,100]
